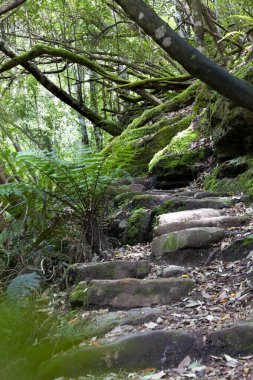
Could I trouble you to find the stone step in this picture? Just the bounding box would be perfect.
[180,197,234,209]
[69,307,162,341]
[154,215,249,237]
[130,195,234,212]
[38,322,253,378]
[70,278,194,309]
[193,191,230,199]
[152,227,225,257]
[158,208,221,225]
[159,265,186,278]
[70,260,150,282]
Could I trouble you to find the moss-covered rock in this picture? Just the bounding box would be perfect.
[149,126,208,188]
[210,63,253,160]
[71,260,150,282]
[126,208,152,244]
[204,156,253,197]
[109,114,193,175]
[70,278,194,309]
[38,330,198,379]
[151,227,225,257]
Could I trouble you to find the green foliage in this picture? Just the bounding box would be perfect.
[0,301,84,380]
[0,146,133,260]
[6,272,42,300]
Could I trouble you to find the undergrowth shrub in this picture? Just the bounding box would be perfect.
[0,146,133,270]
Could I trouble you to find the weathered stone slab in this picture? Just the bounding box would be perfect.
[126,209,152,244]
[154,215,249,236]
[208,322,253,356]
[74,307,163,340]
[71,260,150,282]
[115,192,143,206]
[158,209,221,226]
[222,235,253,261]
[95,307,162,328]
[131,193,171,209]
[38,330,200,379]
[120,184,146,193]
[70,278,194,309]
[152,227,225,257]
[183,197,234,209]
[194,191,229,199]
[37,320,253,379]
[160,265,186,278]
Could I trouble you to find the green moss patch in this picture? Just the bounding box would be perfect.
[149,125,207,187]
[126,208,151,244]
[204,156,253,197]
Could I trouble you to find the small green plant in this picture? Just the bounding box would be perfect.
[6,272,43,300]
[0,146,133,262]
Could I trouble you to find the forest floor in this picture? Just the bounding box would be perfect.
[47,181,253,380]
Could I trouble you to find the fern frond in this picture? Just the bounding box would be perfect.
[6,272,42,300]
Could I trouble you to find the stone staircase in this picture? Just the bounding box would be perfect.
[39,188,253,379]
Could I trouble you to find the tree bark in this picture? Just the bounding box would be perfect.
[189,0,204,51]
[0,0,26,16]
[114,0,253,112]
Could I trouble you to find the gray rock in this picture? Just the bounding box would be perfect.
[183,197,234,209]
[38,330,200,378]
[70,278,194,309]
[126,208,152,244]
[154,215,249,236]
[152,227,225,257]
[208,321,253,356]
[120,184,146,193]
[95,307,162,327]
[193,191,230,199]
[131,193,171,209]
[158,208,221,225]
[71,260,150,282]
[74,307,163,340]
[222,235,253,261]
[161,265,186,278]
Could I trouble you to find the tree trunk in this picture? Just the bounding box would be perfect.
[189,0,204,51]
[114,0,253,112]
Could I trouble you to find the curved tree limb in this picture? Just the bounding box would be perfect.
[0,44,129,84]
[0,39,124,136]
[114,0,253,112]
[0,0,26,16]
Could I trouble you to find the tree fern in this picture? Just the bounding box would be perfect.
[6,272,42,300]
[0,145,134,260]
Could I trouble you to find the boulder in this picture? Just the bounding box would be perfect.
[222,235,253,261]
[211,96,253,160]
[207,321,253,356]
[38,330,200,378]
[154,215,249,236]
[158,208,221,225]
[204,156,253,198]
[38,321,253,378]
[131,193,171,209]
[152,227,225,257]
[70,278,194,309]
[71,260,150,282]
[126,208,152,244]
[106,114,193,176]
[149,126,209,188]
[70,307,163,340]
[160,265,186,278]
